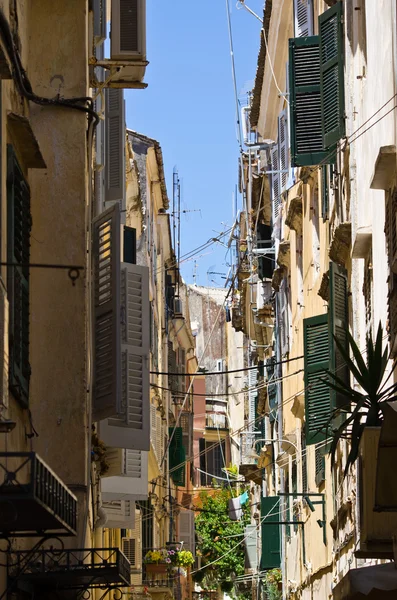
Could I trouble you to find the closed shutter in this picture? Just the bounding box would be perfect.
[301,430,308,493]
[93,0,107,45]
[179,509,195,556]
[169,427,186,486]
[156,412,163,463]
[260,497,281,570]
[103,263,150,451]
[289,37,328,166]
[329,262,349,410]
[105,88,126,219]
[294,0,314,37]
[150,403,157,455]
[278,110,289,193]
[92,203,121,421]
[244,525,258,570]
[7,146,31,406]
[101,448,148,500]
[304,314,331,445]
[180,411,193,458]
[271,145,281,222]
[319,2,345,149]
[112,0,141,57]
[267,358,278,423]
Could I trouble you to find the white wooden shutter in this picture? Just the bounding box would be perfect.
[178,509,195,556]
[101,448,148,501]
[102,499,136,528]
[105,88,126,220]
[278,110,289,194]
[279,278,289,356]
[101,263,150,450]
[94,0,107,45]
[156,412,162,463]
[92,204,121,421]
[150,403,157,457]
[294,0,314,37]
[0,283,9,408]
[124,509,142,584]
[271,145,281,223]
[248,368,258,430]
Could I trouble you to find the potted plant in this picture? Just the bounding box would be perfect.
[144,550,168,574]
[327,322,397,476]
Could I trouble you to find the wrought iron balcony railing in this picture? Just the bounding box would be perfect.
[8,548,131,589]
[0,452,77,536]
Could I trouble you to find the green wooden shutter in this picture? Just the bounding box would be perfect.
[169,427,186,486]
[329,262,349,410]
[260,496,281,570]
[319,2,345,149]
[7,145,31,406]
[321,165,329,220]
[289,36,329,167]
[266,358,278,423]
[304,314,331,445]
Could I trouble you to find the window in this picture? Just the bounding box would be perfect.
[363,249,373,338]
[7,146,31,406]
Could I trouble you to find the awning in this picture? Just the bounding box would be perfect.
[333,563,397,599]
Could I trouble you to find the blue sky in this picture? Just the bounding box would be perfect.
[125,0,264,286]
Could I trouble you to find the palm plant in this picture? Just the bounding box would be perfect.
[327,322,397,477]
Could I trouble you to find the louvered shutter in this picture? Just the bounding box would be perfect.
[0,284,9,408]
[105,88,126,220]
[248,368,258,430]
[123,507,142,572]
[169,427,186,486]
[319,2,345,149]
[7,146,31,406]
[294,0,314,37]
[278,110,289,194]
[289,37,328,166]
[271,145,280,222]
[94,0,107,45]
[321,164,329,220]
[102,499,136,528]
[180,411,193,458]
[329,262,349,410]
[94,46,106,214]
[179,509,195,556]
[304,314,331,445]
[267,358,278,423]
[156,412,162,462]
[244,525,258,570]
[92,203,121,421]
[101,447,148,500]
[260,497,281,570]
[111,0,145,59]
[150,403,157,456]
[102,263,150,450]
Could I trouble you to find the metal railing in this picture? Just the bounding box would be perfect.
[0,452,77,535]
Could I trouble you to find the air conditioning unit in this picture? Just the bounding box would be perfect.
[111,0,147,83]
[174,298,183,316]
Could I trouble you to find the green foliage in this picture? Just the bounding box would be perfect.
[327,322,397,477]
[194,488,249,597]
[264,569,282,600]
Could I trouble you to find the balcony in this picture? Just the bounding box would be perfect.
[8,548,131,589]
[0,453,77,536]
[205,411,227,430]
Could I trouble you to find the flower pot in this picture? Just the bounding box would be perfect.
[145,563,168,574]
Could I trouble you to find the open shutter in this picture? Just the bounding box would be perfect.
[7,146,31,406]
[279,278,289,356]
[304,314,331,445]
[329,262,349,410]
[248,368,258,430]
[93,203,121,421]
[244,525,258,570]
[294,0,314,37]
[321,165,329,220]
[102,263,150,450]
[105,88,126,219]
[289,37,328,166]
[271,145,280,222]
[102,500,136,528]
[94,0,107,45]
[257,223,274,280]
[101,448,148,500]
[319,2,345,149]
[156,412,163,462]
[179,509,195,556]
[267,358,278,423]
[278,110,289,193]
[260,497,281,569]
[123,508,142,582]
